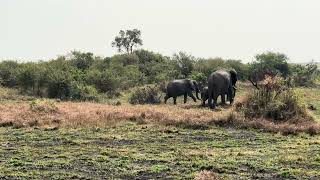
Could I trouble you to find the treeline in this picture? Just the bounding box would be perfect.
[0,50,319,101]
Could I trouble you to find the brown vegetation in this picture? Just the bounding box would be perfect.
[0,79,318,135]
[234,76,320,135]
[194,170,220,180]
[0,101,229,129]
[0,97,319,135]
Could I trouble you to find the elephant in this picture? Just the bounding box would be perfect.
[200,86,209,106]
[164,79,201,104]
[201,86,236,107]
[207,69,238,109]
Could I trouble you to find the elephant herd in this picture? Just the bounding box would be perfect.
[164,69,238,109]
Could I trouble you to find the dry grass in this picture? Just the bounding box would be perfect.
[0,102,231,129]
[0,100,318,135]
[194,170,220,180]
[226,111,320,135]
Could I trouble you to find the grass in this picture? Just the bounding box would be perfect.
[296,87,320,121]
[0,122,320,179]
[0,84,319,179]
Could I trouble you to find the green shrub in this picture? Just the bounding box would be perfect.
[172,52,195,78]
[290,63,319,87]
[0,61,19,87]
[249,52,290,82]
[46,70,72,99]
[129,85,162,104]
[70,51,95,71]
[86,70,120,93]
[190,72,207,87]
[69,82,98,101]
[239,75,310,121]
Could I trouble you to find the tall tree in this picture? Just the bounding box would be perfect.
[111,29,143,53]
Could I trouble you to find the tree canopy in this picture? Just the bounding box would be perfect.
[111,29,143,53]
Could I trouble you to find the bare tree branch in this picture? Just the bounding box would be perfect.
[248,76,260,90]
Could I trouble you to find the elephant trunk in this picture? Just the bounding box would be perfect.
[233,85,237,98]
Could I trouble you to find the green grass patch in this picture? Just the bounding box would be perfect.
[296,87,320,121]
[0,123,320,179]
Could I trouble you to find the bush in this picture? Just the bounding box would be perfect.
[239,75,310,121]
[172,52,195,78]
[249,52,290,82]
[0,61,19,87]
[190,72,207,87]
[29,99,58,113]
[70,51,95,71]
[194,58,249,80]
[46,70,73,99]
[290,63,319,87]
[69,82,98,101]
[129,85,162,104]
[86,70,120,93]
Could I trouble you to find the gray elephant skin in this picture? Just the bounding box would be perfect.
[164,79,200,104]
[201,86,236,107]
[207,70,238,109]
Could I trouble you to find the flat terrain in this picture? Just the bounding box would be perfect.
[1,123,320,179]
[0,85,319,179]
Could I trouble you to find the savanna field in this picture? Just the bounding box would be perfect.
[0,83,320,179]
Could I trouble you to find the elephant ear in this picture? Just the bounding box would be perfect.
[191,80,199,91]
[229,69,238,86]
[188,80,196,91]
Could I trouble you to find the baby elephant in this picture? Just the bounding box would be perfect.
[200,87,209,106]
[200,86,236,106]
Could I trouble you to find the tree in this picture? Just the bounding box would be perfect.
[249,52,290,82]
[70,51,94,71]
[0,61,19,87]
[172,52,195,78]
[111,29,143,54]
[290,62,320,86]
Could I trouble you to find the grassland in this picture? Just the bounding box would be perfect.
[0,85,319,179]
[1,122,320,179]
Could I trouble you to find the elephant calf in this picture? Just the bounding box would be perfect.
[164,79,200,105]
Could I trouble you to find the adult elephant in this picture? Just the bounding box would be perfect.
[208,70,238,109]
[164,79,201,104]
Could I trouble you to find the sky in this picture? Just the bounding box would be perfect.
[1,0,320,63]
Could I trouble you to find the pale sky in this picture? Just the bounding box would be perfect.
[1,0,320,63]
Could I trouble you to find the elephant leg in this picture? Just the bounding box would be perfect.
[213,96,218,107]
[202,100,206,106]
[173,97,177,105]
[164,95,170,104]
[208,87,214,109]
[188,92,197,102]
[221,94,226,105]
[184,93,187,104]
[229,95,234,104]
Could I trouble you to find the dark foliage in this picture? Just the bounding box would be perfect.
[129,85,162,104]
[1,50,316,101]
